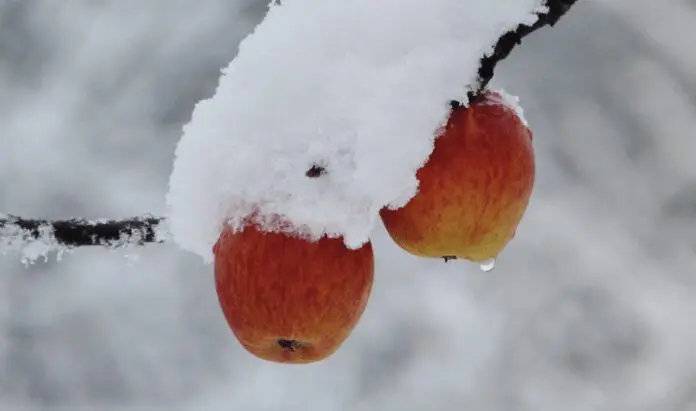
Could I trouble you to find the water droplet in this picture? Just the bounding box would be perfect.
[479,258,496,272]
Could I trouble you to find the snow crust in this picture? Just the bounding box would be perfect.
[0,216,57,264]
[485,88,529,127]
[166,0,545,262]
[0,214,172,264]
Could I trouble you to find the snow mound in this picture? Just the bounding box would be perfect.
[166,0,545,262]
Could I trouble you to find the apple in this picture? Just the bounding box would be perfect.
[214,218,374,364]
[379,90,535,263]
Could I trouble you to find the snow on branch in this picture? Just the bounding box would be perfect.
[0,0,579,260]
[470,0,578,99]
[0,214,168,262]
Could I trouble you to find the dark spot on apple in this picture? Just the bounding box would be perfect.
[306,165,326,178]
[277,339,303,352]
[442,256,457,262]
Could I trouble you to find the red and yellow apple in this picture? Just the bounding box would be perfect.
[214,218,374,364]
[380,90,535,263]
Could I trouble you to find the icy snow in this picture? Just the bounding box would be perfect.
[0,213,172,264]
[0,217,56,265]
[166,0,545,262]
[486,88,529,127]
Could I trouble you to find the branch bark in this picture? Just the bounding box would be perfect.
[468,0,579,100]
[0,215,167,254]
[0,0,580,254]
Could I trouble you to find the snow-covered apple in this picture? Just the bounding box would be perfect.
[379,90,535,263]
[213,217,374,364]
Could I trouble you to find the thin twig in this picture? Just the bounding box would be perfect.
[468,0,579,101]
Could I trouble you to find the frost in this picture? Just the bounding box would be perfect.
[166,0,544,262]
[0,220,60,265]
[486,88,530,127]
[0,215,166,264]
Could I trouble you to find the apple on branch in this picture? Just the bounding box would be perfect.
[380,90,536,264]
[214,216,374,364]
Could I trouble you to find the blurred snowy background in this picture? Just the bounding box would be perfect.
[1,0,695,410]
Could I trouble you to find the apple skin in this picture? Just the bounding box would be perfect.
[213,220,374,364]
[379,91,535,263]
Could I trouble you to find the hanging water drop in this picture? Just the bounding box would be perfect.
[479,258,496,272]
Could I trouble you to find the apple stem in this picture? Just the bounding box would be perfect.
[277,339,303,352]
[305,165,327,178]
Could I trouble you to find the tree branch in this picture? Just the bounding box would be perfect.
[0,0,580,256]
[0,215,168,257]
[468,0,579,101]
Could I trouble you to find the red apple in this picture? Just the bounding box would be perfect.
[380,91,535,263]
[214,218,374,364]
